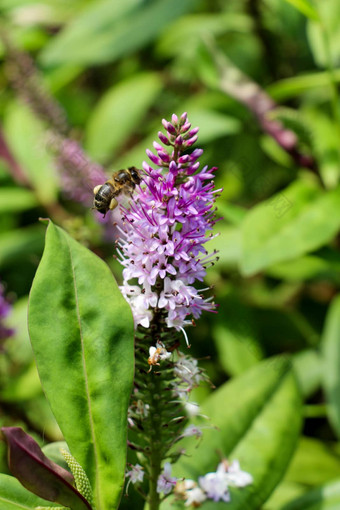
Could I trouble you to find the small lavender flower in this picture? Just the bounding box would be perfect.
[181,424,203,438]
[126,464,144,485]
[157,463,177,495]
[173,353,208,399]
[0,282,14,346]
[198,460,253,504]
[224,459,253,488]
[118,112,220,342]
[184,487,207,507]
[198,463,231,503]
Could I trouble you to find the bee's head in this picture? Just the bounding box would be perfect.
[128,167,141,185]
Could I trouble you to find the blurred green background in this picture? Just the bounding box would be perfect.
[0,0,340,508]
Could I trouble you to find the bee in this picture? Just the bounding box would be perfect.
[93,166,141,216]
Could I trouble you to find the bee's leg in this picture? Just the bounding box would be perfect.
[126,184,135,198]
[93,185,102,195]
[109,198,118,210]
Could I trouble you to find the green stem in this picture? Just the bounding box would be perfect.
[132,307,185,510]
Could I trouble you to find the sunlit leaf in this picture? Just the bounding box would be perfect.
[240,180,340,275]
[283,0,319,21]
[166,357,302,510]
[40,0,196,66]
[85,72,162,162]
[3,101,59,205]
[28,220,134,509]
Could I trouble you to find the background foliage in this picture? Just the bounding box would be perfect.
[0,0,340,509]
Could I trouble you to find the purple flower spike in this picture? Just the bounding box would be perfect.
[118,114,220,342]
[0,282,14,344]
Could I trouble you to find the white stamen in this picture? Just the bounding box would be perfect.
[180,326,190,347]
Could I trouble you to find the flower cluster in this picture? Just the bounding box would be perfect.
[175,460,253,507]
[118,113,220,338]
[0,281,14,345]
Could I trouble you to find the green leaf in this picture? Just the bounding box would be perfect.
[213,295,263,376]
[284,436,340,487]
[282,0,319,21]
[321,295,340,438]
[0,226,45,269]
[209,224,241,268]
[292,350,321,399]
[267,69,340,101]
[28,221,134,510]
[0,362,42,402]
[240,180,340,276]
[179,108,241,144]
[170,357,302,510]
[0,189,38,214]
[156,12,252,58]
[3,101,59,205]
[267,253,340,284]
[0,473,58,510]
[85,73,162,162]
[307,1,340,67]
[42,441,70,472]
[213,322,262,376]
[281,478,340,510]
[303,108,340,188]
[40,0,196,66]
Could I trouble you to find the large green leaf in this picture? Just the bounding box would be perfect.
[40,0,196,66]
[85,72,162,162]
[28,220,134,510]
[168,357,302,510]
[240,180,340,275]
[321,295,340,438]
[0,473,57,510]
